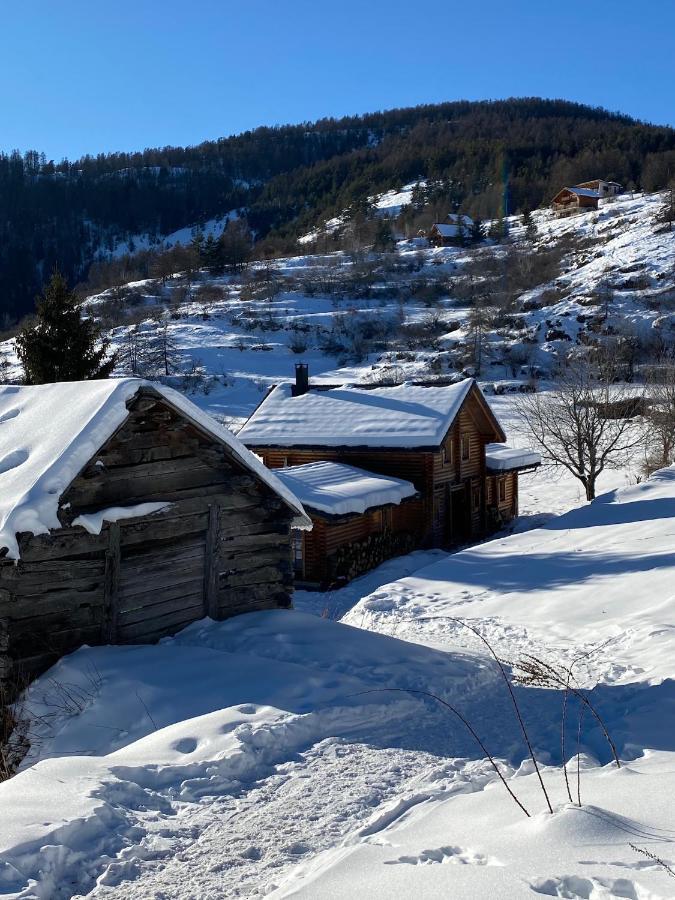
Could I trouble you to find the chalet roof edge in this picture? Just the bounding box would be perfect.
[238,377,505,450]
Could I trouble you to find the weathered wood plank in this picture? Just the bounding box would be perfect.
[120,537,205,565]
[18,530,109,562]
[220,549,291,570]
[118,574,204,608]
[7,587,106,615]
[117,556,204,588]
[117,603,205,641]
[204,504,219,619]
[103,523,121,643]
[118,591,203,626]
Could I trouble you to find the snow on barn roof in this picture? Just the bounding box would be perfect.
[485,444,541,472]
[272,462,417,518]
[0,379,310,558]
[238,379,486,450]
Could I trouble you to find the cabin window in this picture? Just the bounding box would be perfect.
[281,456,288,468]
[292,532,303,575]
[498,479,507,503]
[442,443,452,466]
[461,434,470,461]
[472,486,481,510]
[382,507,392,530]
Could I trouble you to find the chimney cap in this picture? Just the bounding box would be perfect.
[292,362,310,397]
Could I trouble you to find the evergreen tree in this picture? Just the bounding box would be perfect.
[374,217,396,251]
[219,219,252,272]
[521,208,538,241]
[16,270,116,384]
[470,218,485,244]
[455,213,466,247]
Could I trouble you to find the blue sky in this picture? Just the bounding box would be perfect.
[2,0,674,160]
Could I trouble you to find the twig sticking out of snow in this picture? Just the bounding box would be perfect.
[629,844,675,880]
[450,618,554,814]
[352,687,531,818]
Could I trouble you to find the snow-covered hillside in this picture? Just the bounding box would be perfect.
[1,190,673,437]
[2,465,674,898]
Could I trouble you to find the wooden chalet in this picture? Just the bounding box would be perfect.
[238,366,540,584]
[575,179,623,198]
[551,186,600,217]
[273,461,419,585]
[0,379,310,693]
[429,214,474,246]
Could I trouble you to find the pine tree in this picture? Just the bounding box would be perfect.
[522,208,538,242]
[455,213,466,247]
[470,218,485,244]
[16,270,116,384]
[374,217,396,251]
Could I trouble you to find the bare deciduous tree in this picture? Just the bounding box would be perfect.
[643,364,675,476]
[515,361,644,500]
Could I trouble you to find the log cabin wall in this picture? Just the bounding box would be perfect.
[486,471,519,531]
[0,391,294,692]
[301,498,424,584]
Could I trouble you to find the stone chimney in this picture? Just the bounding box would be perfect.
[292,363,309,397]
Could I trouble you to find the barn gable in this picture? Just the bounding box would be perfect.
[0,379,309,558]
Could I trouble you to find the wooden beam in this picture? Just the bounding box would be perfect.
[204,503,219,619]
[103,522,121,644]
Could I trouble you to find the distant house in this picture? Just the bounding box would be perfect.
[0,379,310,692]
[575,179,623,198]
[273,461,419,585]
[429,214,474,246]
[238,365,540,583]
[551,186,600,217]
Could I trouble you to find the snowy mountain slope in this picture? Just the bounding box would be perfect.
[1,191,673,435]
[101,211,240,260]
[1,468,674,898]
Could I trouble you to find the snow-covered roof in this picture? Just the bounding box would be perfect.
[0,378,310,558]
[431,222,467,237]
[485,444,541,472]
[568,187,601,199]
[238,379,495,449]
[272,462,417,518]
[447,213,473,226]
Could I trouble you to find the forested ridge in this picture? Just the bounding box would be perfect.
[3,97,675,322]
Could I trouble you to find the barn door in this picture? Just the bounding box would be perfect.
[104,506,214,645]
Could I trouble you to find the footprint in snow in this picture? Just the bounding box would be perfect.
[0,448,29,474]
[530,873,662,899]
[385,845,501,867]
[0,407,20,424]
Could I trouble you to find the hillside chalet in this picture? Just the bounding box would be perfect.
[575,179,623,198]
[551,186,600,217]
[238,366,540,585]
[0,379,310,693]
[429,214,474,246]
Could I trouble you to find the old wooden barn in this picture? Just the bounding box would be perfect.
[0,379,310,693]
[238,368,540,584]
